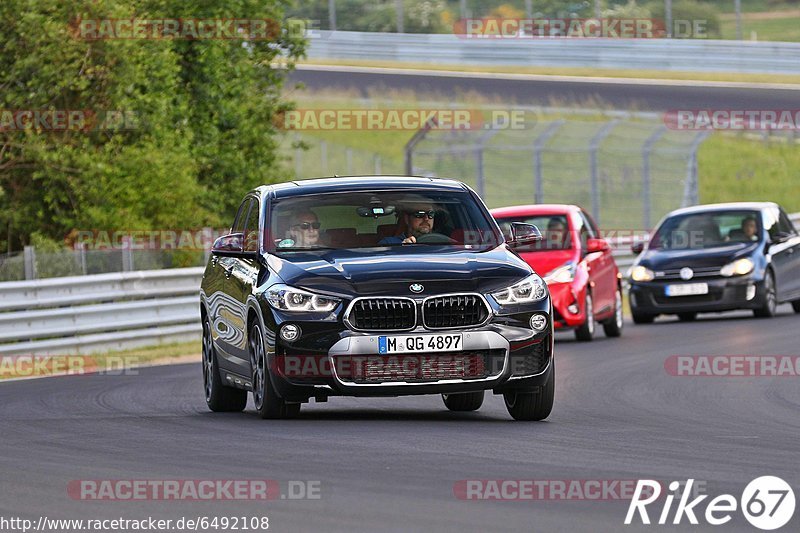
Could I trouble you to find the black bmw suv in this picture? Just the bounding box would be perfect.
[200,177,554,421]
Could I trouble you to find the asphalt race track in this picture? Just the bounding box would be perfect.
[290,65,800,111]
[1,307,798,532]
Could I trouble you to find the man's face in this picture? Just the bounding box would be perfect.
[405,205,435,238]
[289,213,320,247]
[742,219,757,238]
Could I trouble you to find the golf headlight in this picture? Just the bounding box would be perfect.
[266,284,340,312]
[720,258,754,277]
[491,274,547,305]
[630,266,655,282]
[544,262,576,284]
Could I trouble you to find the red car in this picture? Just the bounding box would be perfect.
[491,205,624,341]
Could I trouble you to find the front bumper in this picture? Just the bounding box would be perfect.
[629,274,765,315]
[548,282,585,329]
[265,300,554,400]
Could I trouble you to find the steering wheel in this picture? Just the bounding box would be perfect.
[414,232,457,244]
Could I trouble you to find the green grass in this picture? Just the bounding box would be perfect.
[0,341,200,380]
[698,134,800,212]
[720,13,800,41]
[285,93,800,224]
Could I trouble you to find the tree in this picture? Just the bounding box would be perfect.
[0,0,306,252]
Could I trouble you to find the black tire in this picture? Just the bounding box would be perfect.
[249,322,301,419]
[442,391,484,412]
[793,300,800,313]
[574,292,595,342]
[677,312,697,322]
[202,314,247,412]
[503,362,555,421]
[754,271,777,318]
[631,308,655,324]
[602,287,624,338]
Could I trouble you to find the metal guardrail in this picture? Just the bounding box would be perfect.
[307,31,800,75]
[0,212,796,356]
[0,268,203,356]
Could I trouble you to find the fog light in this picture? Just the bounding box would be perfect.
[529,314,548,332]
[567,304,579,315]
[280,324,301,342]
[746,284,756,301]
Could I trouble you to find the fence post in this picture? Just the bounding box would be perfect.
[328,0,337,31]
[121,236,133,272]
[79,243,88,275]
[203,227,213,265]
[589,120,619,224]
[474,127,501,200]
[642,125,668,230]
[374,155,382,175]
[294,133,302,177]
[346,148,353,174]
[404,117,438,174]
[23,245,37,280]
[683,132,710,207]
[321,141,328,175]
[532,120,565,204]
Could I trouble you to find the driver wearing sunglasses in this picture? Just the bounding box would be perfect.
[286,209,321,247]
[378,203,437,245]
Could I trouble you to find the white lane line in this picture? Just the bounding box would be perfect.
[296,63,800,91]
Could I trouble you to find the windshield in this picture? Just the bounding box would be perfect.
[268,190,502,252]
[495,215,571,251]
[650,210,762,250]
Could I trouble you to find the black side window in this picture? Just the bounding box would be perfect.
[243,199,261,252]
[778,209,797,236]
[232,198,252,233]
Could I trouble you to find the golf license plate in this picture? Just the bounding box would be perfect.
[665,283,709,297]
[378,334,463,354]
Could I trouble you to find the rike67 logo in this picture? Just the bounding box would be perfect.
[625,477,795,530]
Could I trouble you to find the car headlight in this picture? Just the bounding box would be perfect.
[544,262,576,284]
[266,284,340,312]
[720,258,754,277]
[630,265,655,282]
[491,274,547,304]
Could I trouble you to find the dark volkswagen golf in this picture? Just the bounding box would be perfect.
[200,177,554,421]
[628,202,800,323]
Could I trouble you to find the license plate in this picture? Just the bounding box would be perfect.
[377,334,463,354]
[665,283,709,297]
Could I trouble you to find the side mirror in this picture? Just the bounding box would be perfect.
[586,238,610,253]
[212,232,253,257]
[774,231,793,244]
[631,241,645,255]
[508,222,542,249]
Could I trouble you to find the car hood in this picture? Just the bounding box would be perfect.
[638,242,759,270]
[263,246,532,298]
[517,249,576,277]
